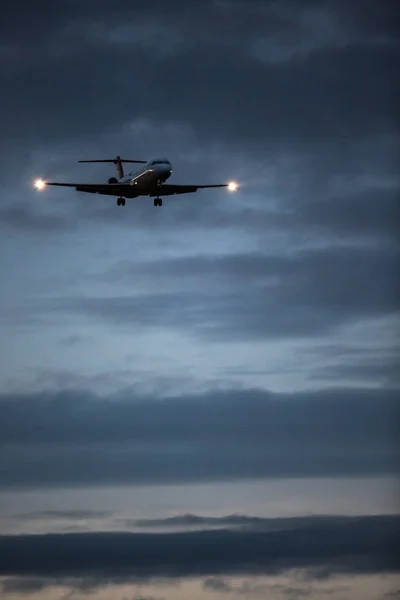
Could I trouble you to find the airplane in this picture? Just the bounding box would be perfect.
[34,155,238,207]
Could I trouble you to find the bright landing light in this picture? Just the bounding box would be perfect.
[34,178,46,190]
[228,181,238,192]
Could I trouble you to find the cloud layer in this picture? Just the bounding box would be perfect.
[0,386,398,488]
[55,245,400,343]
[0,514,399,583]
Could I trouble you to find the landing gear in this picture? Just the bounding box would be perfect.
[117,197,126,207]
[154,198,162,207]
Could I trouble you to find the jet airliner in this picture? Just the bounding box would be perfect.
[34,155,238,206]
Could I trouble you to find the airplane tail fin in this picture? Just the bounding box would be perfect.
[78,156,147,179]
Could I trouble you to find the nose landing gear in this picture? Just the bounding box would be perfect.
[117,197,126,206]
[154,198,163,207]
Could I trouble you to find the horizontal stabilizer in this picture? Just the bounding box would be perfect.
[78,156,147,164]
[78,155,147,178]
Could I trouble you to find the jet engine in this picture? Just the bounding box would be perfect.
[107,177,118,184]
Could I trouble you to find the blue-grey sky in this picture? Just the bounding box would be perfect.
[0,1,399,599]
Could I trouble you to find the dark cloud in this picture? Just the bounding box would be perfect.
[0,204,76,234]
[16,510,113,521]
[299,339,400,386]
[332,0,400,40]
[0,0,398,172]
[2,0,397,47]
[5,41,397,153]
[0,515,399,581]
[152,44,399,146]
[203,577,233,592]
[128,514,377,533]
[0,575,101,596]
[132,514,265,529]
[0,577,50,595]
[43,245,400,343]
[309,357,400,386]
[61,334,93,347]
[202,577,291,596]
[286,186,400,242]
[0,387,398,488]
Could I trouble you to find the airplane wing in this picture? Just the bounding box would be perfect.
[43,182,233,198]
[44,182,138,197]
[149,183,229,197]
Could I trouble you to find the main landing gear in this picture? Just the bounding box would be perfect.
[154,197,163,207]
[117,197,125,206]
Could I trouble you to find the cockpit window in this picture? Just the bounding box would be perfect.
[150,159,169,166]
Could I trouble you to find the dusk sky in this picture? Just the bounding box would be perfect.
[0,1,399,599]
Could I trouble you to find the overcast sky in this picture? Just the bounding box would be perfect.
[0,1,399,599]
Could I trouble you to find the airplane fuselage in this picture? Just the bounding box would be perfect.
[117,158,172,195]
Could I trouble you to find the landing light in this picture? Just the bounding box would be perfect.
[228,181,238,192]
[34,178,46,190]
